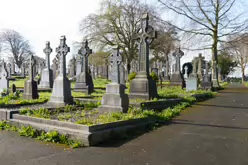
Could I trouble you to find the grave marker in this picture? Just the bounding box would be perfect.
[49,36,73,105]
[129,13,158,100]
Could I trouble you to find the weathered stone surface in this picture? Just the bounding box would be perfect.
[170,48,185,87]
[74,40,94,94]
[49,36,73,105]
[0,61,9,93]
[23,55,39,99]
[186,77,198,91]
[39,41,53,89]
[201,61,212,90]
[129,13,158,100]
[99,46,129,113]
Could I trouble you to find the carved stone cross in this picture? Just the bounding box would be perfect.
[109,46,122,83]
[56,36,70,77]
[78,40,92,74]
[173,47,184,72]
[43,41,53,69]
[29,55,36,80]
[134,13,157,75]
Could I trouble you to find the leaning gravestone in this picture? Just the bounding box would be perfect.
[0,61,9,93]
[74,40,94,94]
[23,55,39,99]
[99,46,129,113]
[49,36,73,105]
[129,13,158,100]
[39,41,53,89]
[170,48,185,87]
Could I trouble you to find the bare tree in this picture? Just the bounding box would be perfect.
[224,34,248,82]
[0,29,33,69]
[158,0,248,86]
[80,0,167,73]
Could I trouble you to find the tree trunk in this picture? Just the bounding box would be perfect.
[241,66,245,82]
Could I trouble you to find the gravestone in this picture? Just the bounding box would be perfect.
[197,53,204,81]
[49,36,73,105]
[69,57,76,77]
[7,63,11,77]
[170,48,185,87]
[120,63,126,86]
[39,41,53,89]
[201,61,212,90]
[11,84,16,93]
[51,57,58,81]
[74,40,94,94]
[99,46,129,113]
[76,55,83,77]
[23,55,39,99]
[129,13,158,100]
[212,61,219,87]
[184,66,188,79]
[102,59,109,79]
[164,59,170,81]
[0,61,9,93]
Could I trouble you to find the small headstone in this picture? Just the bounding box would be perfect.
[39,41,54,89]
[23,55,39,99]
[49,36,73,105]
[129,13,158,100]
[170,47,185,87]
[99,46,129,113]
[0,61,9,93]
[74,40,94,94]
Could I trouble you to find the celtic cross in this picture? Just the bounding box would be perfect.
[56,36,70,77]
[173,47,184,73]
[109,46,122,83]
[134,13,157,75]
[78,40,92,74]
[43,41,53,69]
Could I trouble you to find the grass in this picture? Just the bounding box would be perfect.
[0,121,83,148]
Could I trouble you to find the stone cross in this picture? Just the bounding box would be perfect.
[134,13,157,75]
[78,40,92,75]
[192,57,197,75]
[29,55,36,81]
[56,36,70,77]
[7,63,11,76]
[205,61,209,75]
[43,41,53,70]
[197,53,204,80]
[173,47,184,73]
[109,46,122,83]
[184,66,188,79]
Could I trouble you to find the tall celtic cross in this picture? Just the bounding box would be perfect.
[173,47,184,72]
[78,40,92,74]
[135,13,157,75]
[197,53,205,74]
[43,41,53,69]
[56,36,70,77]
[29,55,36,81]
[109,46,122,83]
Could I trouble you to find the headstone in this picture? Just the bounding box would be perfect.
[74,40,94,94]
[99,46,129,113]
[76,55,83,77]
[170,47,185,87]
[11,84,16,93]
[39,41,54,89]
[102,59,109,79]
[184,66,188,79]
[201,61,212,90]
[69,57,76,77]
[197,53,204,81]
[7,63,11,77]
[49,36,73,105]
[23,55,39,99]
[120,63,126,86]
[129,13,158,100]
[0,61,9,93]
[51,57,58,81]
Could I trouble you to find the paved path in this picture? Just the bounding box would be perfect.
[1,84,248,165]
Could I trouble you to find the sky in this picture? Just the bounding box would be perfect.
[0,0,246,77]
